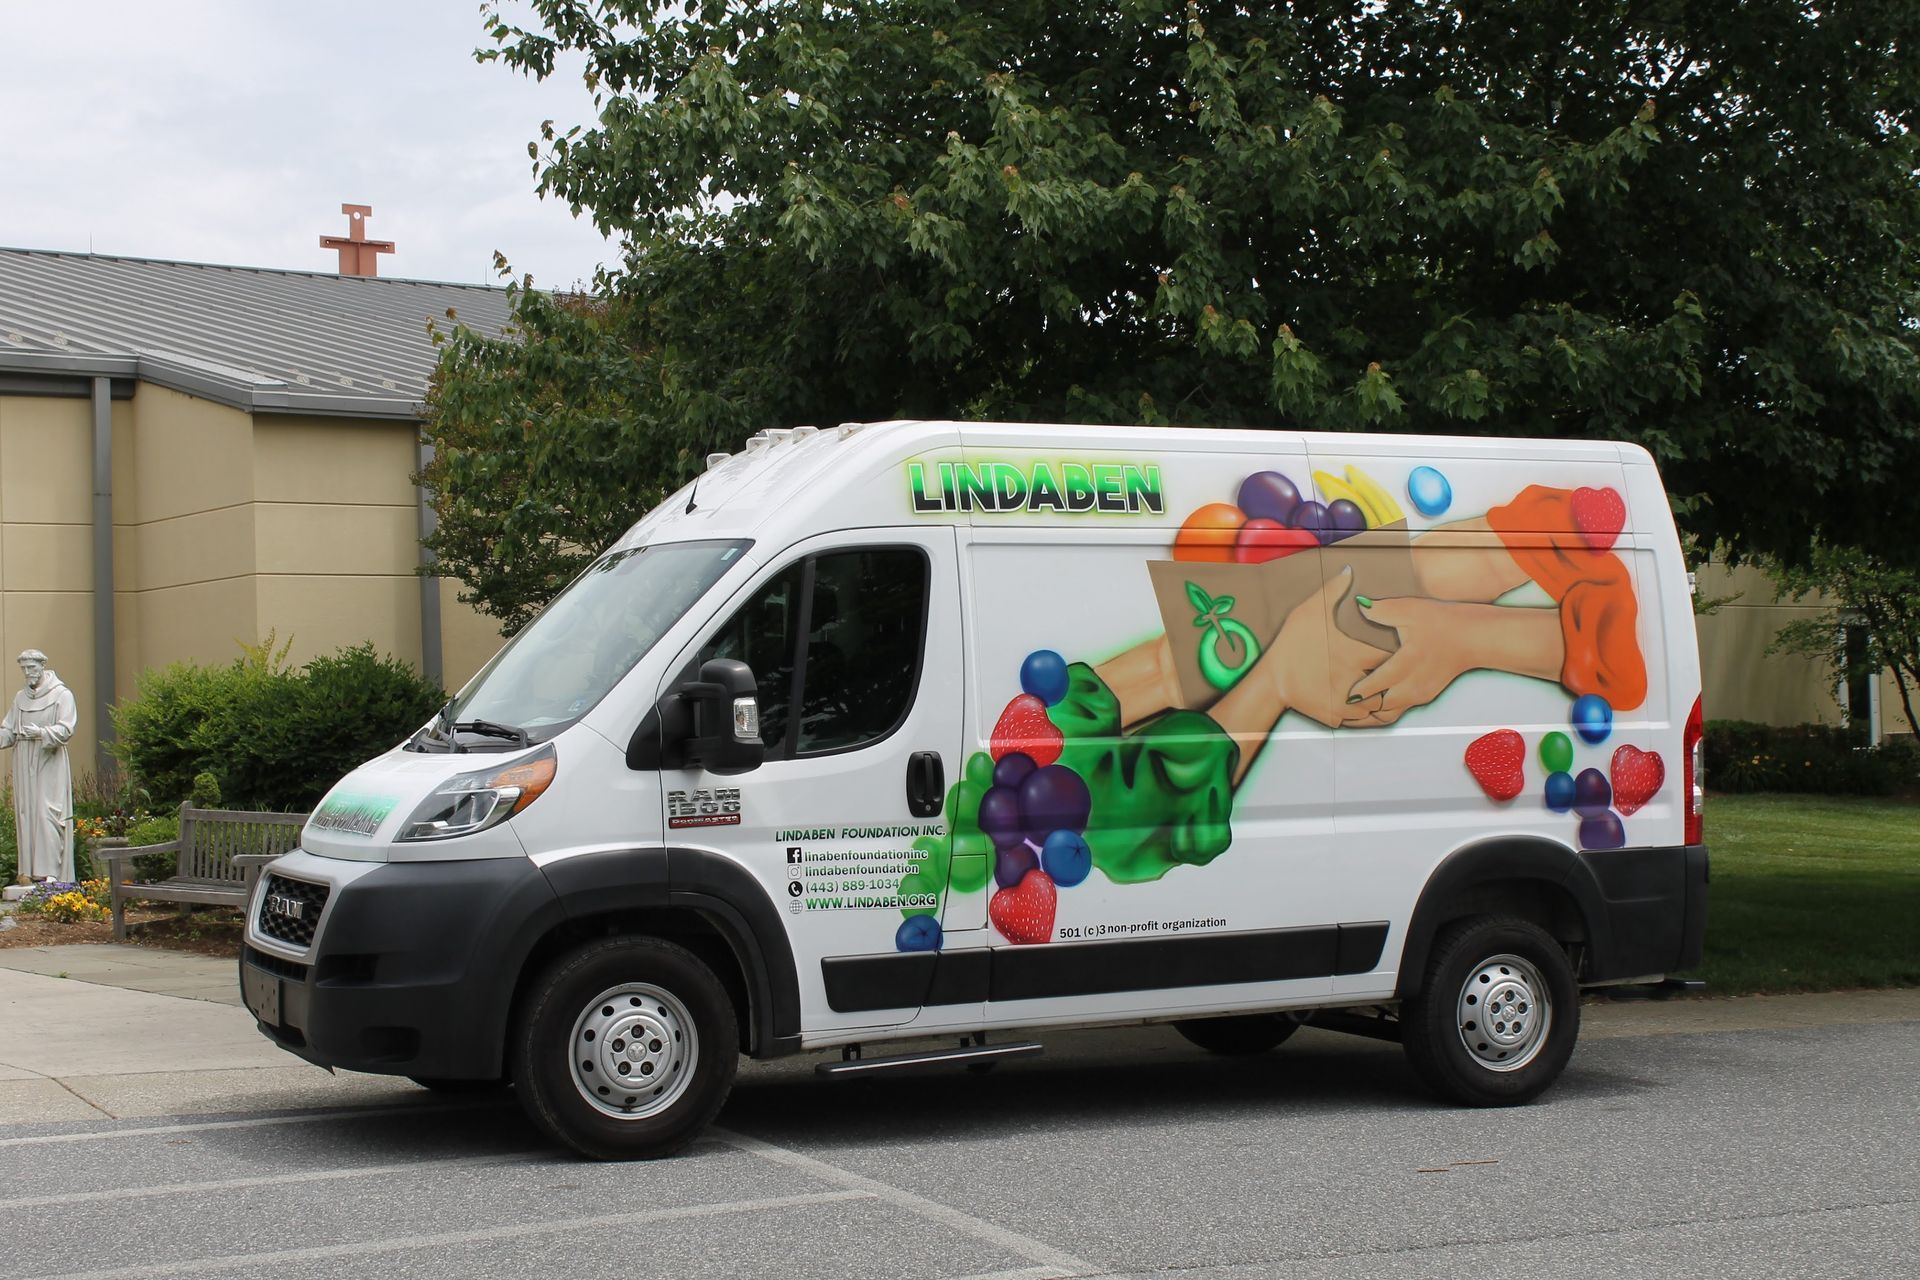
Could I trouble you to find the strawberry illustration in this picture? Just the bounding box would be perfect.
[1570,486,1626,552]
[1610,744,1665,816]
[1464,729,1526,802]
[989,868,1058,945]
[990,693,1063,765]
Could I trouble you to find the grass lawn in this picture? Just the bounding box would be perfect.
[1697,792,1920,995]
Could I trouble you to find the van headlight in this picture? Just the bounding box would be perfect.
[397,745,556,842]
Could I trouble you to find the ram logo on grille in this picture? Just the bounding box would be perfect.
[265,894,307,921]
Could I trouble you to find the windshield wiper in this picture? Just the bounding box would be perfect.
[411,699,465,753]
[451,718,530,749]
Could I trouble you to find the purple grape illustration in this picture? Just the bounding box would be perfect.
[1573,768,1611,817]
[1289,500,1330,544]
[994,843,1039,888]
[993,751,1037,790]
[1019,765,1091,843]
[1237,471,1301,524]
[1324,499,1367,543]
[1579,811,1626,850]
[978,785,1025,850]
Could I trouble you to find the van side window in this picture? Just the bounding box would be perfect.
[697,548,927,760]
[698,562,804,757]
[794,549,927,754]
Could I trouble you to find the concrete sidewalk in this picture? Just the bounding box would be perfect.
[0,945,426,1124]
[2,943,1915,1127]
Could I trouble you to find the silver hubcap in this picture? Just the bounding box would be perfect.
[1456,953,1551,1072]
[569,983,697,1119]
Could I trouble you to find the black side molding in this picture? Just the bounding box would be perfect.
[821,921,1390,1014]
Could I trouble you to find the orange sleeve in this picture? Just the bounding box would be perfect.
[1485,485,1646,711]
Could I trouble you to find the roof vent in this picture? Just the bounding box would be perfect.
[319,204,396,277]
[706,452,731,469]
[791,425,820,440]
[764,428,796,444]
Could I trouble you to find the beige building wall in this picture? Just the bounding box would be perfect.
[0,394,102,777]
[0,383,513,781]
[1694,561,1913,740]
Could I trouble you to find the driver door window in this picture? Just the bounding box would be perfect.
[698,548,928,760]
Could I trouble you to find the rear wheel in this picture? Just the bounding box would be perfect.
[513,936,738,1159]
[1174,1013,1300,1055]
[1401,915,1578,1106]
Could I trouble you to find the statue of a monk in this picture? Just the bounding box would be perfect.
[0,649,77,884]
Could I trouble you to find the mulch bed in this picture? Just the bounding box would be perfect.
[0,907,245,958]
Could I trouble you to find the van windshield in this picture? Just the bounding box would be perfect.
[421,539,751,749]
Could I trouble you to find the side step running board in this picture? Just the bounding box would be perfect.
[817,1040,1043,1078]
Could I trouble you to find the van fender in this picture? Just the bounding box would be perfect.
[535,847,801,1057]
[1394,836,1614,1001]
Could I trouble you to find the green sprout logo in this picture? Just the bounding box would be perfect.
[1187,582,1261,691]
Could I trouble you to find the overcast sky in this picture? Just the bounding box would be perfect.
[0,1,617,288]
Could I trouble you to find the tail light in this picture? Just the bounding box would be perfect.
[1683,694,1704,845]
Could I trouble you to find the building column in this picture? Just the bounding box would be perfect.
[90,376,115,776]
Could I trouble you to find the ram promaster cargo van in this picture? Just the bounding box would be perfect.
[242,421,1707,1158]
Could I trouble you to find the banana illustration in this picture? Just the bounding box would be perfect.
[1343,464,1404,525]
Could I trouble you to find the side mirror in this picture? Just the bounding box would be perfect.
[653,658,764,776]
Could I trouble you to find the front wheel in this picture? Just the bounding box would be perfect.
[513,936,738,1159]
[1400,916,1579,1107]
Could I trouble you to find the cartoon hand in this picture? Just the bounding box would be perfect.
[1272,568,1389,728]
[1343,596,1472,726]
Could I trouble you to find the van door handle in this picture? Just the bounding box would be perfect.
[906,752,944,817]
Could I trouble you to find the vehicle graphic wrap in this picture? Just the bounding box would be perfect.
[899,459,1660,950]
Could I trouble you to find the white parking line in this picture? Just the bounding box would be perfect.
[716,1128,1095,1277]
[20,1188,873,1280]
[947,1268,1079,1280]
[0,1150,545,1210]
[0,1101,501,1149]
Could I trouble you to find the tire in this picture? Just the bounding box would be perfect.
[512,936,739,1160]
[1174,1013,1300,1055]
[1401,915,1579,1107]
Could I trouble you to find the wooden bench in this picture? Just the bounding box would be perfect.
[98,805,307,941]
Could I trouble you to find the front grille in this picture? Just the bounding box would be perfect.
[258,874,330,948]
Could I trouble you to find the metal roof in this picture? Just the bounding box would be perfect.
[0,248,514,419]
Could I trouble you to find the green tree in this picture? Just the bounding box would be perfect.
[430,0,1920,624]
[1769,545,1920,739]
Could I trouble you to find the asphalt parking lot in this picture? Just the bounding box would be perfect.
[1,957,1913,1280]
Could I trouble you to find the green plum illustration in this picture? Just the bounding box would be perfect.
[1187,582,1261,691]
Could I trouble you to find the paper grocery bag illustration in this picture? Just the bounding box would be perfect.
[1146,523,1415,712]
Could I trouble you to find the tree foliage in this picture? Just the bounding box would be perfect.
[429,0,1920,624]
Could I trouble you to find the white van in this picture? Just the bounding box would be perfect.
[242,421,1707,1159]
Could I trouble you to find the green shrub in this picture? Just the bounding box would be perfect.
[1705,720,1918,796]
[0,782,15,883]
[112,639,442,812]
[124,812,182,880]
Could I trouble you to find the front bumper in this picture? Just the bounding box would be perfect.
[240,853,562,1079]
